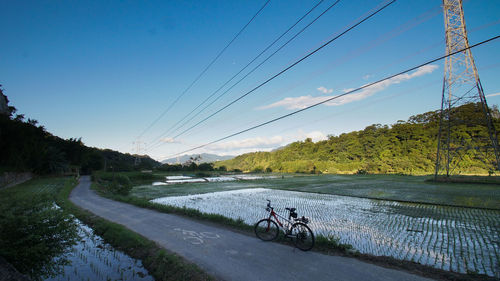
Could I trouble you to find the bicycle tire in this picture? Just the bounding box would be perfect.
[291,222,314,251]
[254,219,279,241]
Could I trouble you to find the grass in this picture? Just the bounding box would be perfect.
[0,176,213,281]
[0,177,78,280]
[58,178,214,281]
[431,175,500,184]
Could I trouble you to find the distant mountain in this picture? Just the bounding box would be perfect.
[162,153,234,164]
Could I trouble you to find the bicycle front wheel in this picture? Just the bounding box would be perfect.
[254,219,279,241]
[291,222,314,251]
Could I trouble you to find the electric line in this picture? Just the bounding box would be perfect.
[149,0,326,144]
[166,34,500,158]
[172,0,395,140]
[150,0,395,151]
[251,4,441,119]
[170,0,340,139]
[145,0,334,151]
[137,0,271,139]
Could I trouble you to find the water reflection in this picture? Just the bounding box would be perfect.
[45,220,153,281]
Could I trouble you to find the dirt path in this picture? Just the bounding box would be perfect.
[70,176,433,281]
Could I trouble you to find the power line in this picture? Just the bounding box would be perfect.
[243,3,442,124]
[166,34,500,158]
[148,0,395,152]
[165,0,396,145]
[145,0,333,151]
[137,0,271,139]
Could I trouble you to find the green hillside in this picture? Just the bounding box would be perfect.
[215,103,500,175]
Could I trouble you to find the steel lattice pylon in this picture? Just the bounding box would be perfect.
[435,0,500,177]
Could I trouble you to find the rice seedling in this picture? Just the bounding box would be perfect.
[44,220,153,281]
[152,188,500,277]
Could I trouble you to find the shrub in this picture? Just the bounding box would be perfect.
[195,172,211,178]
[356,169,368,175]
[98,174,132,195]
[0,194,78,279]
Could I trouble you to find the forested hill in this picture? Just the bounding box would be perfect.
[215,103,500,175]
[0,88,159,175]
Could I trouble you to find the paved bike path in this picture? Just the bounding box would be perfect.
[70,176,433,281]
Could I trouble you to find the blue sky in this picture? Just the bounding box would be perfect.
[1,0,499,161]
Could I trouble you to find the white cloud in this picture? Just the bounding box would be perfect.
[259,95,331,110]
[295,130,327,142]
[208,135,284,150]
[486,92,500,98]
[317,86,333,94]
[202,130,327,155]
[160,137,179,143]
[260,64,439,110]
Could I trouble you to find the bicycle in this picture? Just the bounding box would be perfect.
[254,199,315,251]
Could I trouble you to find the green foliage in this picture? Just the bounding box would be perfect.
[315,234,354,252]
[0,178,78,280]
[57,180,213,281]
[156,161,215,173]
[215,103,500,175]
[93,171,164,185]
[0,90,160,175]
[95,173,133,195]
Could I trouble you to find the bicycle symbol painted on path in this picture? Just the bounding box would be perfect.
[174,228,220,245]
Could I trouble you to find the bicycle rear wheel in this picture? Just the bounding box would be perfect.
[254,219,279,241]
[291,222,314,251]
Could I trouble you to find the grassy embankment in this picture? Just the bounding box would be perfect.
[0,176,213,281]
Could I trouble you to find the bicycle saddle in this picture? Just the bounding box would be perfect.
[285,207,296,212]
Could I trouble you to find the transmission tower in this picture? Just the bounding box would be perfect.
[133,139,146,166]
[435,0,500,177]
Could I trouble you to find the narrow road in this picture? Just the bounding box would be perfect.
[70,176,433,281]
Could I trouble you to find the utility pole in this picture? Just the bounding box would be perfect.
[435,0,500,178]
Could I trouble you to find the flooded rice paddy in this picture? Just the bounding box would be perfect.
[45,220,153,281]
[152,174,278,185]
[152,188,500,277]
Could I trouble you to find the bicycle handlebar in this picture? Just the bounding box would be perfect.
[264,200,310,224]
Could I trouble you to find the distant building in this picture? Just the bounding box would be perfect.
[0,93,9,115]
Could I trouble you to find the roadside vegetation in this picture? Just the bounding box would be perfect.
[0,176,213,281]
[0,177,78,280]
[57,178,213,281]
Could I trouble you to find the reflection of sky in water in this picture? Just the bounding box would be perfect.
[153,188,500,277]
[45,220,153,281]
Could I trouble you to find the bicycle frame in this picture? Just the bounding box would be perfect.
[267,208,294,233]
[256,200,315,251]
